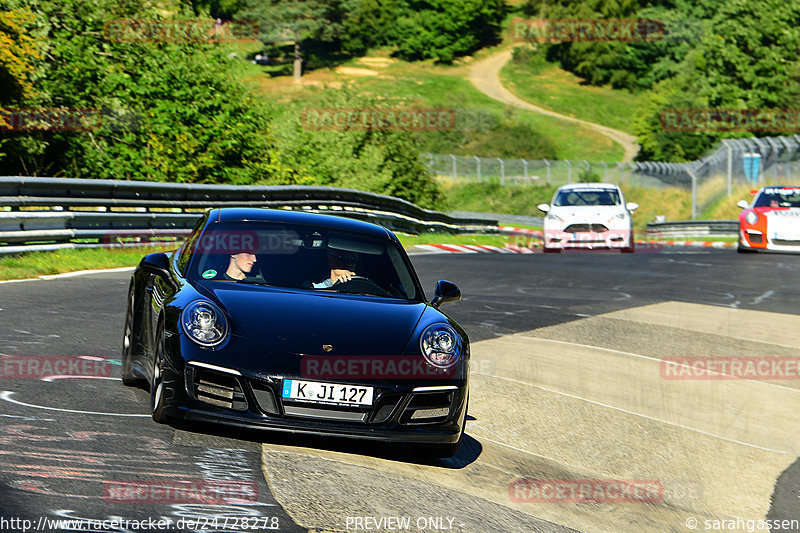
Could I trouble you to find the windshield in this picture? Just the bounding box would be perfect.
[753,187,800,208]
[554,189,621,207]
[188,221,419,300]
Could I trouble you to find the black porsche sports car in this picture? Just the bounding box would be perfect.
[122,208,469,457]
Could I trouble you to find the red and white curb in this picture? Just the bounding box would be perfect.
[412,244,536,254]
[499,226,542,237]
[410,240,735,255]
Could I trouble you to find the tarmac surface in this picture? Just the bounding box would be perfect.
[0,247,798,532]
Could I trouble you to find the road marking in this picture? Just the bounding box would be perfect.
[752,290,775,305]
[0,391,150,417]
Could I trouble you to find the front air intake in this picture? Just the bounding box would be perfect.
[188,366,247,411]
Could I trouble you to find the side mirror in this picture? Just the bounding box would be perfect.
[431,280,461,309]
[626,202,639,212]
[737,200,749,209]
[140,252,178,290]
[537,203,550,213]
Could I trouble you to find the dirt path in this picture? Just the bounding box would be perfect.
[470,48,639,162]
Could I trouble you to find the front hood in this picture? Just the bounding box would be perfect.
[547,206,628,227]
[199,282,427,356]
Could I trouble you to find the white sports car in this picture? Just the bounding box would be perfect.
[537,183,638,253]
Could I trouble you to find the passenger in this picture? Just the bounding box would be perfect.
[225,250,261,281]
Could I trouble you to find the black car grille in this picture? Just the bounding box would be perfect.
[250,381,279,415]
[564,224,609,233]
[189,367,248,411]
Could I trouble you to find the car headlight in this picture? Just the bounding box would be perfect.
[745,211,758,225]
[608,213,627,224]
[181,300,229,347]
[545,213,564,223]
[420,323,462,368]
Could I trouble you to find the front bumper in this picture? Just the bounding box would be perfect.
[739,228,800,252]
[159,348,468,446]
[543,227,633,250]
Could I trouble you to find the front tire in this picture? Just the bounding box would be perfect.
[121,286,142,387]
[150,322,169,424]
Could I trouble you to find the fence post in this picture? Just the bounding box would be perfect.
[543,159,551,183]
[565,160,572,183]
[780,137,793,182]
[601,161,608,181]
[687,166,698,219]
[497,157,505,185]
[617,162,625,185]
[724,140,732,196]
[450,154,457,180]
[474,155,481,183]
[521,159,528,183]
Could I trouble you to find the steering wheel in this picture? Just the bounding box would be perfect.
[333,276,391,297]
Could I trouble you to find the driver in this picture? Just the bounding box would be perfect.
[313,249,358,288]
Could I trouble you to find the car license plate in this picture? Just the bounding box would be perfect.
[281,379,374,406]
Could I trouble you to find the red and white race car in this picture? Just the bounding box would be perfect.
[737,186,800,253]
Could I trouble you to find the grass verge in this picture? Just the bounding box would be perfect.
[0,247,172,281]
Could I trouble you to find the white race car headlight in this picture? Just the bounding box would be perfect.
[182,300,229,347]
[607,213,627,224]
[420,324,462,368]
[545,213,564,223]
[745,211,758,225]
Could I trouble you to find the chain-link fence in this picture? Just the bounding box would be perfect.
[424,135,800,218]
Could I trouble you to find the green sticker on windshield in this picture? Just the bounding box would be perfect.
[202,269,217,279]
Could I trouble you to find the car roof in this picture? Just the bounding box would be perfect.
[208,208,393,240]
[758,185,800,192]
[556,183,620,191]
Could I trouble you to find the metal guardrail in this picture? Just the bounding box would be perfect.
[646,220,737,238]
[0,177,499,255]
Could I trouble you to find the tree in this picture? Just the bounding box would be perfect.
[238,0,344,80]
[0,0,298,183]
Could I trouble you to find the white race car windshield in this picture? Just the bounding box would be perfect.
[554,189,621,207]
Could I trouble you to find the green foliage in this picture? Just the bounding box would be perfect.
[1,0,298,183]
[418,107,558,159]
[342,0,505,63]
[523,0,800,161]
[269,88,445,209]
[577,167,602,182]
[633,0,800,161]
